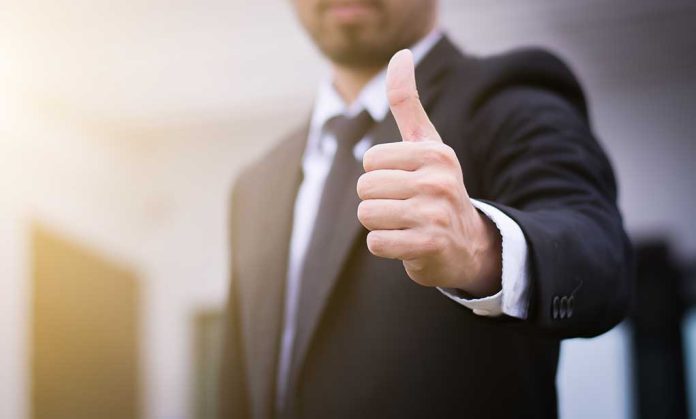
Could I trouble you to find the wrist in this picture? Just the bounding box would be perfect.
[464,211,503,297]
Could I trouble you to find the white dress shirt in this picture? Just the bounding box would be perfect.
[275,29,530,409]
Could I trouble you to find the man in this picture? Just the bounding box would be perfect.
[219,1,633,418]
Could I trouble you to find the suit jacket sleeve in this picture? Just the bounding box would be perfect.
[464,50,633,338]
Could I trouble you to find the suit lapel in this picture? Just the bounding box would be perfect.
[288,115,398,390]
[237,126,307,418]
[288,35,463,395]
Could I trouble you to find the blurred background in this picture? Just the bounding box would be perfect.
[1,0,695,418]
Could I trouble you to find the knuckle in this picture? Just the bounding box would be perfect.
[357,200,373,223]
[362,147,376,171]
[404,260,427,279]
[362,144,385,171]
[422,143,457,167]
[439,176,459,201]
[387,88,416,108]
[441,144,458,165]
[424,205,450,228]
[422,143,448,164]
[356,174,371,199]
[406,126,427,142]
[366,231,385,254]
[402,199,419,225]
[419,234,446,256]
[421,146,443,165]
[416,174,449,197]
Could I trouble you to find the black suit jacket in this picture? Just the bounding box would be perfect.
[219,36,633,419]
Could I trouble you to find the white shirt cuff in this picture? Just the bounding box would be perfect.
[438,199,530,319]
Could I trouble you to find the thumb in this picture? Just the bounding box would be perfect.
[386,49,440,142]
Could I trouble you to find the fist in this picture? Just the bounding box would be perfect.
[356,50,502,297]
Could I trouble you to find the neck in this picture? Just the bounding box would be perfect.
[331,63,383,105]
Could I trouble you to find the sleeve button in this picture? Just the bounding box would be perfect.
[560,296,568,319]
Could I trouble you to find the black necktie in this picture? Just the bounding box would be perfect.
[300,110,375,288]
[292,109,374,358]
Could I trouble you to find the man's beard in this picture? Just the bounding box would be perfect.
[309,2,401,69]
[314,29,399,69]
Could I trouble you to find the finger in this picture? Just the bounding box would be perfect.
[366,229,440,260]
[357,169,417,200]
[362,141,430,172]
[357,199,415,231]
[386,49,441,143]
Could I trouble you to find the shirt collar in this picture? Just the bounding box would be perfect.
[309,28,444,135]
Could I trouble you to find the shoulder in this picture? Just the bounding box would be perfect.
[231,123,307,202]
[449,46,589,120]
[236,124,307,186]
[445,47,601,166]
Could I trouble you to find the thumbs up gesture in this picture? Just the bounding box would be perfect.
[357,50,502,297]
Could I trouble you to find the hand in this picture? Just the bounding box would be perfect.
[356,49,502,297]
